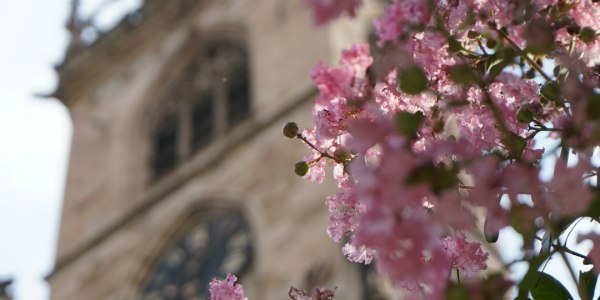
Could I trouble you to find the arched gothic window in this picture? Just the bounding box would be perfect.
[152,113,179,177]
[150,38,251,178]
[141,210,254,300]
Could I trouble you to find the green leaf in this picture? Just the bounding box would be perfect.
[394,111,424,136]
[487,47,517,78]
[450,64,479,85]
[501,132,527,159]
[586,189,600,219]
[448,36,463,54]
[517,107,535,123]
[580,27,597,44]
[405,162,457,194]
[531,272,573,300]
[579,269,597,300]
[516,254,551,299]
[397,66,428,95]
[446,282,471,300]
[586,92,600,120]
[541,81,561,102]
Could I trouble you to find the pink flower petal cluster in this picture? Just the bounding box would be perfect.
[303,0,362,25]
[300,0,600,298]
[373,0,431,45]
[579,233,600,273]
[441,234,489,277]
[567,0,600,66]
[209,274,247,300]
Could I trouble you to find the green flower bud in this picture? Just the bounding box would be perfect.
[580,27,597,44]
[484,218,499,243]
[294,161,309,176]
[516,107,535,123]
[283,122,299,138]
[397,66,428,95]
[333,148,351,162]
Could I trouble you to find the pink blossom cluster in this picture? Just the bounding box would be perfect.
[209,274,247,300]
[303,0,362,25]
[211,0,600,299]
[296,0,600,298]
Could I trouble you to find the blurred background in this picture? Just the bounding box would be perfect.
[0,1,143,298]
[0,0,383,299]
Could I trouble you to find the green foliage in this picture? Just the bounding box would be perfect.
[487,47,517,78]
[448,36,463,54]
[586,92,600,120]
[446,282,470,300]
[578,269,597,300]
[541,81,561,103]
[450,64,479,85]
[517,107,535,123]
[501,132,527,159]
[394,110,424,137]
[530,272,573,300]
[405,162,457,195]
[397,66,428,95]
[580,27,597,44]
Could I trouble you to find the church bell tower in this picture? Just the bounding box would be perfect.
[48,0,381,299]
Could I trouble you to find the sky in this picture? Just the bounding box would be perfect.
[0,0,598,299]
[0,0,139,299]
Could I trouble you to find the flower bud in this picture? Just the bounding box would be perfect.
[566,23,581,35]
[484,218,499,243]
[283,122,299,138]
[294,161,309,176]
[516,107,535,123]
[334,148,351,162]
[580,27,597,44]
[486,38,497,49]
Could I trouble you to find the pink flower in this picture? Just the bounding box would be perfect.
[342,241,375,264]
[209,274,247,300]
[304,0,362,25]
[578,233,600,272]
[373,0,431,45]
[568,0,600,66]
[544,157,593,217]
[441,234,489,277]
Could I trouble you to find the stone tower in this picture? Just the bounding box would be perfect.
[48,0,381,299]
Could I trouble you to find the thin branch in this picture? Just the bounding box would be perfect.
[492,26,552,82]
[534,235,587,260]
[297,134,344,164]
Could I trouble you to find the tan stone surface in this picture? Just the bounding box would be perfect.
[50,0,376,299]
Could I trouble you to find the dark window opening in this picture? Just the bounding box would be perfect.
[152,114,179,177]
[226,65,250,126]
[150,38,252,180]
[141,210,254,300]
[192,92,214,150]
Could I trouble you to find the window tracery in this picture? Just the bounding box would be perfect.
[150,37,251,178]
[141,210,254,300]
